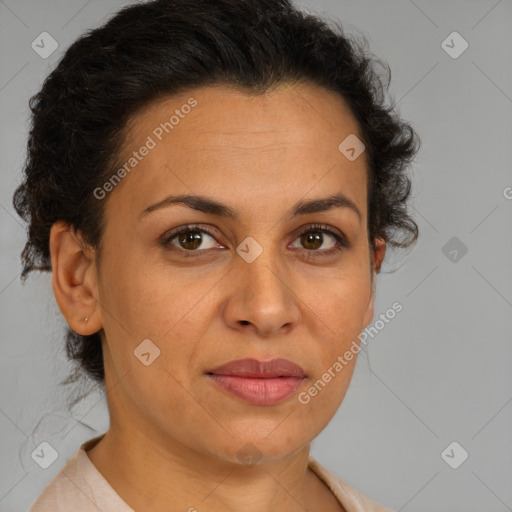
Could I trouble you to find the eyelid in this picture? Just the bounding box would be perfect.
[292,223,349,255]
[160,223,223,248]
[295,223,347,243]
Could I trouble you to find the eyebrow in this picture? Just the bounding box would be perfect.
[139,192,361,223]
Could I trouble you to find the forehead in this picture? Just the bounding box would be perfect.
[126,82,363,150]
[106,82,368,223]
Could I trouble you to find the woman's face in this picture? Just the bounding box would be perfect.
[87,83,384,464]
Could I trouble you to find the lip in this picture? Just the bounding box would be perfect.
[207,358,306,406]
[208,358,306,378]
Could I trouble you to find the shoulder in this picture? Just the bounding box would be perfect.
[30,435,133,512]
[30,448,92,511]
[308,457,395,512]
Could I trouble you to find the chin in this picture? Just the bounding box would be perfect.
[209,426,312,468]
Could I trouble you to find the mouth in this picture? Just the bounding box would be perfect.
[206,358,306,406]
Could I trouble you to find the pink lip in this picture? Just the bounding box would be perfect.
[207,358,306,406]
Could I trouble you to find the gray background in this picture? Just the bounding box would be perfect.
[1,0,511,511]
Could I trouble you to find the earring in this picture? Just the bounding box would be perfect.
[84,317,89,323]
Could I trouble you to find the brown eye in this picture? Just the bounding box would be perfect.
[299,231,325,251]
[176,230,203,251]
[291,224,348,257]
[163,225,220,254]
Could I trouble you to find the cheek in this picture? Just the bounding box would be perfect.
[298,364,355,428]
[309,269,372,337]
[98,253,198,336]
[299,271,371,408]
[299,300,366,425]
[99,265,218,385]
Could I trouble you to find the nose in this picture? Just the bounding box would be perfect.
[223,242,301,337]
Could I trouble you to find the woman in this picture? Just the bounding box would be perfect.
[14,0,419,510]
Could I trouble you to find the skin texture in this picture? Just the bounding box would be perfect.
[50,82,386,512]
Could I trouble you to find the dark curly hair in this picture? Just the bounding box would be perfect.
[13,0,420,389]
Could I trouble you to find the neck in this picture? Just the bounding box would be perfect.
[86,423,328,512]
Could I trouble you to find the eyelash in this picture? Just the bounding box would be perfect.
[161,223,349,259]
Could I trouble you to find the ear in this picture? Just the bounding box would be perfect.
[49,221,102,336]
[362,237,386,328]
